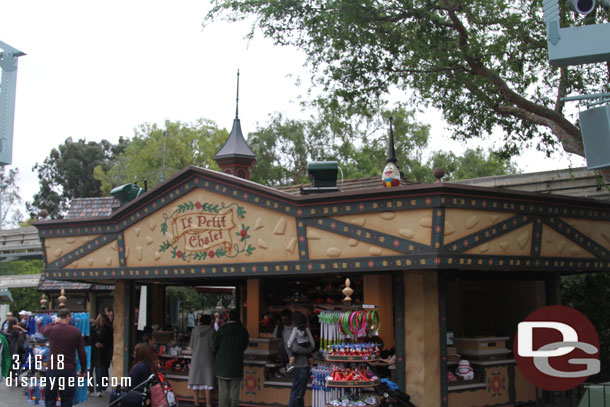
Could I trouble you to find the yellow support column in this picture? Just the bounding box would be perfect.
[363,274,395,348]
[403,270,441,407]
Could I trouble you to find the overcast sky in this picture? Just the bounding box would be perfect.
[2,0,586,220]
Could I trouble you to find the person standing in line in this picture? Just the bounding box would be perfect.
[41,308,87,407]
[189,314,216,407]
[91,313,113,396]
[287,311,315,407]
[186,307,196,334]
[272,309,292,374]
[213,309,249,407]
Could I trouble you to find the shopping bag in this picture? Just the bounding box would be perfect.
[150,372,178,407]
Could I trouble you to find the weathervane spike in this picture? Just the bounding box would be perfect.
[235,69,240,119]
[387,116,397,164]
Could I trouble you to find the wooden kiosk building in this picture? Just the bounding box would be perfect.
[30,92,610,407]
[31,161,610,407]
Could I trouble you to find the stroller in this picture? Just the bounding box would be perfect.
[373,378,417,407]
[106,371,178,407]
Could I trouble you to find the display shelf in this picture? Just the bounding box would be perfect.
[159,353,192,359]
[326,355,379,362]
[326,403,378,407]
[326,378,380,388]
[447,381,486,391]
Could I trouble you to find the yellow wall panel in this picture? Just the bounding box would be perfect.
[44,234,99,262]
[336,208,433,245]
[540,225,595,258]
[444,209,515,244]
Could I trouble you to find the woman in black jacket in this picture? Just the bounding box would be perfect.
[91,313,113,396]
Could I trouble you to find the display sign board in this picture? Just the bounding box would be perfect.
[580,105,610,169]
[0,42,25,165]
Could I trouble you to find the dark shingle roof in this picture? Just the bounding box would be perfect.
[38,277,114,291]
[65,197,121,219]
[277,176,417,195]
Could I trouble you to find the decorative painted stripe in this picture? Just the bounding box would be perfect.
[443,215,531,253]
[298,196,440,219]
[296,219,309,260]
[437,254,610,271]
[531,217,543,257]
[194,176,298,216]
[545,217,610,259]
[39,225,120,238]
[48,234,118,270]
[302,218,431,254]
[117,232,127,267]
[40,237,48,264]
[432,207,445,249]
[41,255,438,280]
[393,271,406,392]
[442,195,610,220]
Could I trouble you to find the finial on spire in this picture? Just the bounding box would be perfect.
[235,69,240,119]
[387,116,397,164]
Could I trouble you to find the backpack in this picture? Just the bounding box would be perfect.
[150,372,178,407]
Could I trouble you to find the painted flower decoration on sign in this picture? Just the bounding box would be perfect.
[159,200,255,262]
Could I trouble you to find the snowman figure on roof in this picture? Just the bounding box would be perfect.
[381,116,403,188]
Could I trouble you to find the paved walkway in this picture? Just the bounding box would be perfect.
[0,380,111,407]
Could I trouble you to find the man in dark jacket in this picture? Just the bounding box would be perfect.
[213,308,249,407]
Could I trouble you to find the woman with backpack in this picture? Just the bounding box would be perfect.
[286,311,315,407]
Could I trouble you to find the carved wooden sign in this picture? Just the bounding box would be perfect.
[159,200,255,262]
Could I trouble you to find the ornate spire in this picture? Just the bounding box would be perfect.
[215,70,256,180]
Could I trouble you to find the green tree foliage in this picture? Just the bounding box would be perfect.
[248,107,516,186]
[428,148,519,182]
[94,119,227,195]
[562,274,610,381]
[27,138,127,218]
[0,167,24,228]
[206,0,610,161]
[0,260,44,314]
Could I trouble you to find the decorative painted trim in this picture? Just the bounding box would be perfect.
[432,207,445,250]
[43,255,439,280]
[439,271,448,407]
[42,252,610,280]
[393,271,406,392]
[544,217,610,259]
[48,234,118,270]
[443,215,531,252]
[442,195,610,221]
[117,232,126,267]
[296,219,309,260]
[302,218,431,254]
[39,225,119,238]
[298,196,440,219]
[40,237,48,265]
[437,254,610,271]
[531,217,543,257]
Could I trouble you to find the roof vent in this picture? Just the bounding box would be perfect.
[301,161,340,195]
[110,183,143,204]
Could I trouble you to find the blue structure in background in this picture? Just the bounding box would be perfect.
[543,0,610,169]
[0,41,25,166]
